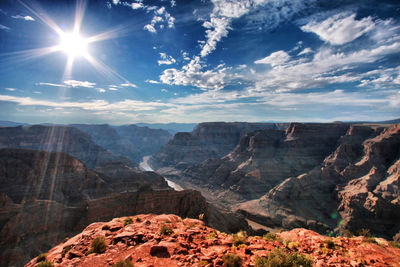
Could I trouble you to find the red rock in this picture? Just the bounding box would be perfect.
[150,245,170,258]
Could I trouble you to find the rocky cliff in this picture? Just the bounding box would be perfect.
[150,122,288,170]
[72,124,172,165]
[236,123,400,238]
[0,125,133,168]
[151,122,400,239]
[26,214,400,267]
[0,148,248,267]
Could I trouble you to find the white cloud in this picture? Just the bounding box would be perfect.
[97,88,106,93]
[160,56,230,90]
[5,88,16,91]
[109,87,119,91]
[33,91,41,94]
[250,40,400,93]
[254,50,290,66]
[64,80,96,88]
[37,82,64,87]
[131,3,144,9]
[144,24,156,33]
[120,82,137,88]
[0,24,10,31]
[297,47,313,56]
[161,89,168,92]
[11,15,35,21]
[146,79,160,84]
[301,13,375,45]
[158,52,176,65]
[170,0,176,7]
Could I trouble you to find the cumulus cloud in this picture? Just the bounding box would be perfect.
[158,52,176,65]
[97,88,106,93]
[64,80,95,88]
[144,24,156,33]
[254,50,290,66]
[11,15,35,21]
[160,56,230,90]
[301,13,375,45]
[252,41,400,92]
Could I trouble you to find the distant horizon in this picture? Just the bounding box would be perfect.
[1,0,399,124]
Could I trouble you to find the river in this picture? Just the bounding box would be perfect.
[139,156,184,191]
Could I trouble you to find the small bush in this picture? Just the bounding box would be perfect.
[37,261,53,267]
[36,253,47,262]
[207,232,217,239]
[263,232,277,242]
[358,228,371,237]
[136,217,141,222]
[324,239,335,249]
[343,229,353,238]
[91,236,107,253]
[363,236,377,244]
[389,241,400,248]
[255,248,312,267]
[393,233,400,242]
[160,225,173,235]
[233,231,248,246]
[124,218,133,226]
[223,253,243,267]
[200,260,209,266]
[112,259,134,267]
[287,241,300,250]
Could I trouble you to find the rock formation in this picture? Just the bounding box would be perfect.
[0,125,132,168]
[0,148,248,267]
[26,214,400,267]
[151,122,400,239]
[150,122,288,170]
[72,124,172,165]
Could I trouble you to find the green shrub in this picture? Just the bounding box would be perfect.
[363,236,377,244]
[389,241,400,248]
[222,253,243,267]
[200,260,209,266]
[233,230,248,246]
[358,228,371,237]
[37,261,53,267]
[255,248,312,267]
[207,232,217,239]
[135,217,141,222]
[124,218,133,226]
[36,253,47,262]
[112,259,134,267]
[91,236,107,253]
[160,225,173,235]
[263,232,277,242]
[323,239,335,249]
[343,229,353,238]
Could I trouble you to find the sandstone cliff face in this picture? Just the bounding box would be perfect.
[72,124,172,165]
[26,214,400,267]
[151,122,400,239]
[0,125,133,168]
[236,124,400,238]
[150,122,288,170]
[0,148,248,267]
[177,123,350,202]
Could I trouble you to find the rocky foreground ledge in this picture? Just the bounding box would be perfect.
[26,214,400,267]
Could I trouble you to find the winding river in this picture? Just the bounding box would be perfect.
[139,156,184,191]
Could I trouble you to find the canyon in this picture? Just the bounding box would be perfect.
[0,120,399,266]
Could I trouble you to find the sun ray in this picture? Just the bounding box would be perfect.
[18,0,64,36]
[84,53,131,84]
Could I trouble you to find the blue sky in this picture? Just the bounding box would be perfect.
[0,0,399,124]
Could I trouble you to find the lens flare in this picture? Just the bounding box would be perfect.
[59,32,88,58]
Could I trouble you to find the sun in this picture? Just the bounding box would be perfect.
[59,31,88,58]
